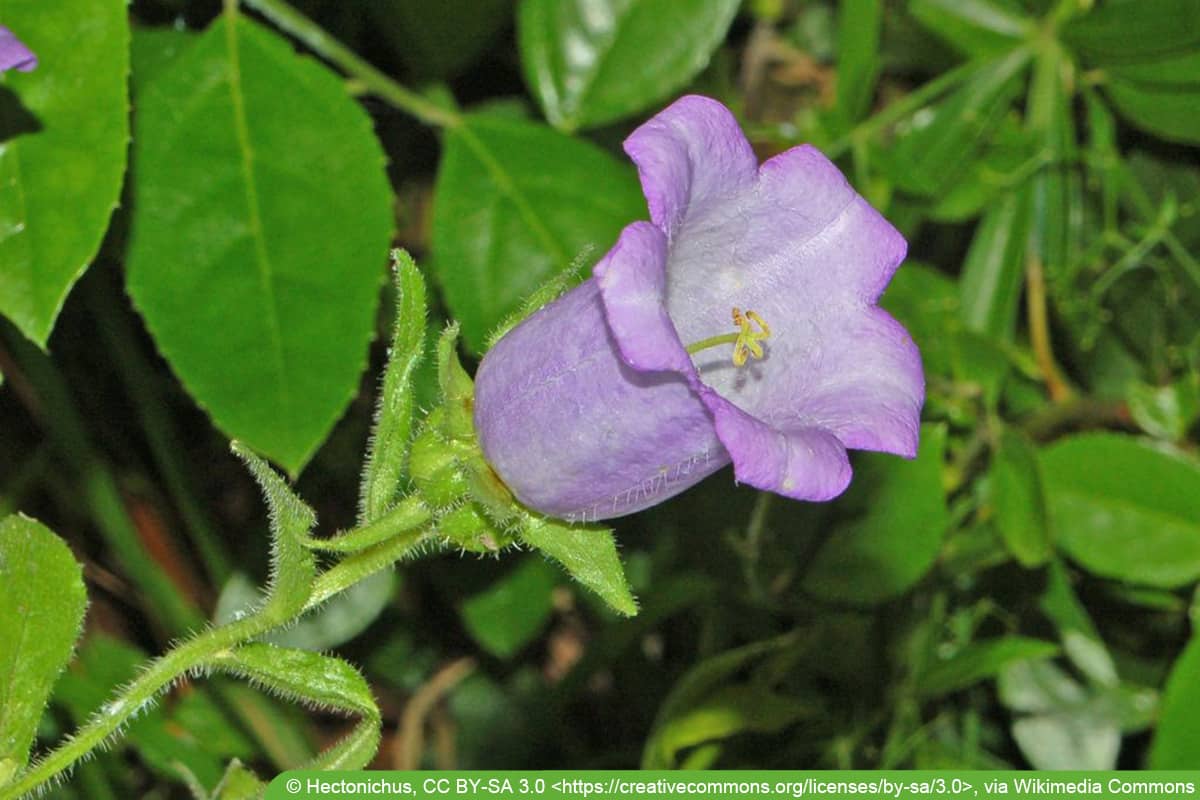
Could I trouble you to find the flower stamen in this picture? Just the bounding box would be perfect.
[685,307,771,366]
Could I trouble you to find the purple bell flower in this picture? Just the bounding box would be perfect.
[474,95,923,522]
[0,25,36,73]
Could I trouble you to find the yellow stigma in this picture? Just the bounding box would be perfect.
[685,307,771,366]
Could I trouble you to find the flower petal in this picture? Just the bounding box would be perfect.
[700,386,852,501]
[623,95,757,236]
[594,221,692,374]
[0,25,37,73]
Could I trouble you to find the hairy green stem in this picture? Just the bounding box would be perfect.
[237,0,461,128]
[310,496,432,553]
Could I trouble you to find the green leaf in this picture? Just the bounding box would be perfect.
[1040,434,1200,588]
[0,0,129,345]
[917,637,1059,698]
[431,113,642,352]
[461,557,559,659]
[959,184,1032,340]
[359,252,428,523]
[366,0,511,79]
[0,515,87,783]
[231,443,317,620]
[126,12,394,473]
[211,760,266,800]
[517,0,740,131]
[910,0,1032,57]
[650,686,810,767]
[1127,376,1200,440]
[1150,635,1200,768]
[803,423,949,605]
[990,428,1052,567]
[1102,79,1200,146]
[1063,0,1200,65]
[834,0,884,125]
[519,516,637,617]
[887,49,1031,197]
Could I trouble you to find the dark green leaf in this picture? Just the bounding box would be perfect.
[910,0,1032,57]
[1040,434,1200,588]
[431,113,643,351]
[0,516,87,783]
[803,423,949,604]
[918,636,1058,698]
[126,12,394,473]
[1149,635,1200,767]
[520,516,637,616]
[990,428,1052,567]
[460,557,558,659]
[887,49,1030,196]
[359,252,428,523]
[959,184,1032,340]
[518,0,740,130]
[1103,79,1200,146]
[366,0,511,79]
[1063,0,1200,65]
[0,0,129,345]
[231,443,317,620]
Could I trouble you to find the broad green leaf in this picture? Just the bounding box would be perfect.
[214,571,395,651]
[0,515,87,782]
[910,0,1032,57]
[959,184,1032,340]
[126,12,394,473]
[803,423,949,604]
[1103,79,1200,146]
[643,634,801,768]
[990,428,1052,567]
[359,252,428,523]
[520,516,637,616]
[887,49,1030,197]
[461,557,558,659]
[917,636,1058,698]
[1149,635,1200,767]
[834,0,884,125]
[1040,434,1200,588]
[517,0,740,130]
[431,113,643,351]
[231,443,317,620]
[0,0,129,345]
[1063,0,1200,65]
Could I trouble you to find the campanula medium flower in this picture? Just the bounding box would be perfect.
[0,25,36,73]
[474,95,923,522]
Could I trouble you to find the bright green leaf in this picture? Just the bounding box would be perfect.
[0,0,129,345]
[1040,434,1200,588]
[990,428,1052,567]
[518,0,740,130]
[231,443,317,621]
[1127,376,1200,440]
[431,113,643,351]
[126,12,394,473]
[834,0,884,126]
[211,760,266,800]
[0,515,87,782]
[1149,635,1200,767]
[918,636,1058,698]
[803,423,949,604]
[461,557,558,659]
[520,516,637,617]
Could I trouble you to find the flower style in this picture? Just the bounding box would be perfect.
[474,95,923,522]
[0,25,36,73]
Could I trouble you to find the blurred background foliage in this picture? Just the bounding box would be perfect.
[3,0,1200,794]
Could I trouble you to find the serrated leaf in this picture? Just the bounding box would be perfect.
[520,516,637,616]
[0,515,87,782]
[803,424,949,605]
[1040,434,1200,588]
[359,252,428,523]
[0,0,129,345]
[126,12,394,473]
[991,428,1052,567]
[461,557,558,659]
[431,113,643,352]
[1149,635,1200,767]
[232,443,317,620]
[518,0,740,130]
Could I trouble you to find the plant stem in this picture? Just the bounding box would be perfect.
[238,0,461,129]
[311,496,431,553]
